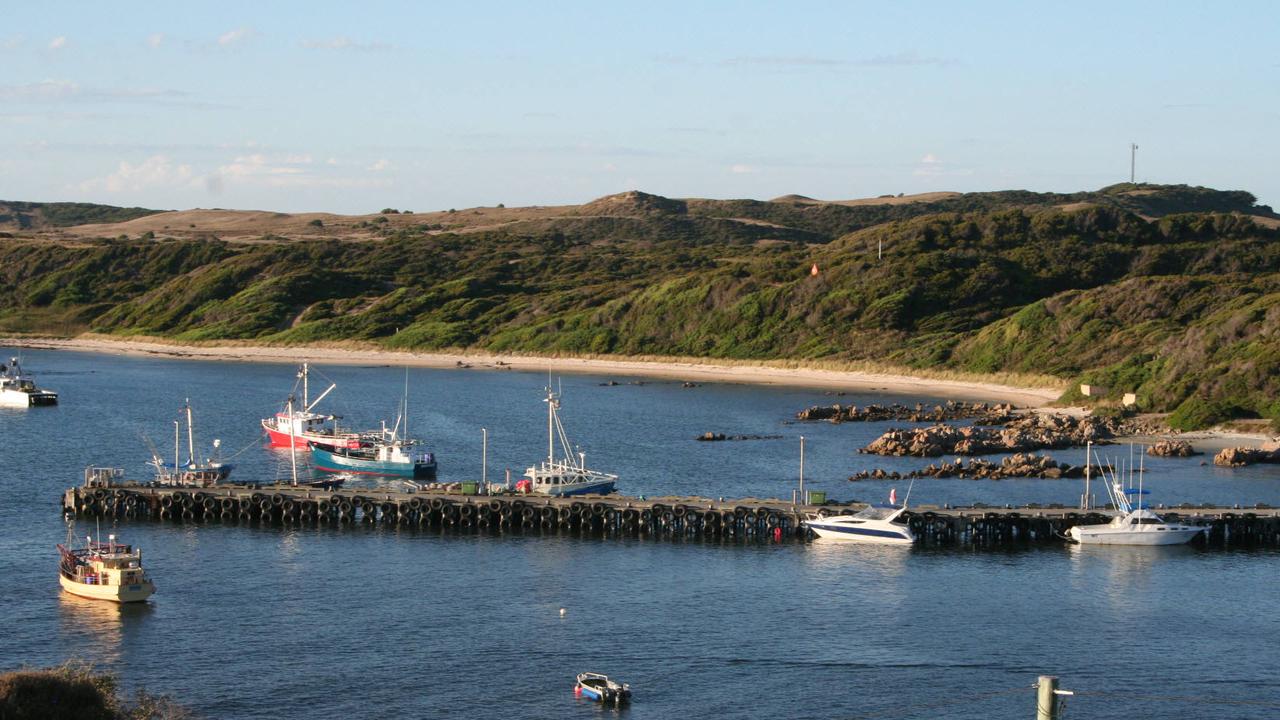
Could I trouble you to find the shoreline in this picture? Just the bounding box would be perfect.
[4,335,1064,407]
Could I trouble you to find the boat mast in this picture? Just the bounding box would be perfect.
[185,400,195,468]
[287,395,298,486]
[301,363,309,409]
[173,420,180,472]
[1083,441,1092,510]
[546,387,555,466]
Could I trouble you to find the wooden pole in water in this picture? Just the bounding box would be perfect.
[1036,675,1059,720]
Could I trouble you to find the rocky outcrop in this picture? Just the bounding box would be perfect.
[859,414,1120,457]
[850,453,1098,481]
[1213,444,1280,467]
[795,400,1016,424]
[1146,440,1199,457]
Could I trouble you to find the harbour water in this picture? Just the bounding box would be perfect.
[2,349,1278,718]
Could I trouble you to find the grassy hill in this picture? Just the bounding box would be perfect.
[2,183,1278,429]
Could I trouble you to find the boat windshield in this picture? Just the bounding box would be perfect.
[852,505,900,521]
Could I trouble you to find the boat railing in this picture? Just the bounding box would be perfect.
[83,467,125,488]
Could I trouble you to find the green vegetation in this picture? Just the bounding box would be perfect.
[2,183,1278,429]
[0,662,190,719]
[0,201,164,229]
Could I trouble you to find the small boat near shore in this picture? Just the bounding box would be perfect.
[575,672,630,705]
[261,363,362,449]
[58,530,155,603]
[0,357,58,407]
[519,386,617,496]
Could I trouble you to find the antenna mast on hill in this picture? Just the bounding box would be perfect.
[1130,143,1138,183]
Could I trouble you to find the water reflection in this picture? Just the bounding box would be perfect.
[57,592,153,665]
[1067,543,1197,610]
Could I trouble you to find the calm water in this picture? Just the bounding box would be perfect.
[1,349,1278,719]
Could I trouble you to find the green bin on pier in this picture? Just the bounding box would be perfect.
[806,490,826,505]
[460,482,479,495]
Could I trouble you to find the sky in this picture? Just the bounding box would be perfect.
[1,1,1277,214]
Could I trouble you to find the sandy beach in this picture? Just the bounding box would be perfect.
[3,335,1064,407]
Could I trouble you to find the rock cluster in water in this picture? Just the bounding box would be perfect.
[849,452,1099,481]
[859,414,1120,457]
[1213,443,1280,467]
[795,400,1016,424]
[695,432,784,442]
[1146,440,1199,457]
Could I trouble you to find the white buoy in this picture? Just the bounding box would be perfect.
[559,608,566,617]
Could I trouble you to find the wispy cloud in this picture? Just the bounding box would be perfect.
[215,153,391,188]
[0,80,189,103]
[217,27,254,47]
[78,155,196,193]
[367,158,392,171]
[48,36,68,51]
[913,152,971,177]
[730,163,756,174]
[1,35,24,50]
[301,36,394,51]
[146,32,165,49]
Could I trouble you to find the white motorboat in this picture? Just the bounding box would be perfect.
[0,357,58,407]
[804,488,915,544]
[1066,443,1205,546]
[518,386,617,496]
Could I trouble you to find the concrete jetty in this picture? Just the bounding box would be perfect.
[62,469,1280,548]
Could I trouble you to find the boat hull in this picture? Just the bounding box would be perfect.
[262,420,361,449]
[0,389,58,407]
[1068,525,1204,546]
[805,520,915,545]
[310,445,437,479]
[59,574,155,603]
[530,479,616,496]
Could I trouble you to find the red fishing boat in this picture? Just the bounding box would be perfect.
[260,363,363,449]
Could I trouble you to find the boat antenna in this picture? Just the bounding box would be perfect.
[902,477,915,508]
[402,367,410,444]
[185,399,196,469]
[287,395,298,486]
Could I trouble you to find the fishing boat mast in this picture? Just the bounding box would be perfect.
[185,400,196,469]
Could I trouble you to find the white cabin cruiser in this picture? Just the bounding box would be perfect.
[805,487,915,545]
[0,357,58,407]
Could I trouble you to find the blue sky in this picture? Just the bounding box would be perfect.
[2,1,1276,213]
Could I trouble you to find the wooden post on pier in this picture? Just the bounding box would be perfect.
[1036,675,1059,720]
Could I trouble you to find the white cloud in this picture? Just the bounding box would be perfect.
[48,36,68,50]
[1,35,24,51]
[913,153,973,177]
[146,33,164,49]
[920,153,939,164]
[326,157,339,166]
[301,36,393,51]
[368,158,392,172]
[217,27,254,47]
[79,155,195,193]
[214,153,392,188]
[730,163,756,174]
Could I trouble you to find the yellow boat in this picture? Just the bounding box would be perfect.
[57,533,155,603]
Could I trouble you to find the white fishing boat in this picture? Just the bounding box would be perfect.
[518,386,617,496]
[804,487,916,545]
[0,356,58,407]
[148,400,233,487]
[1066,443,1205,546]
[575,672,631,705]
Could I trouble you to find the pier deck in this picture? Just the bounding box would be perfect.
[61,480,1280,547]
